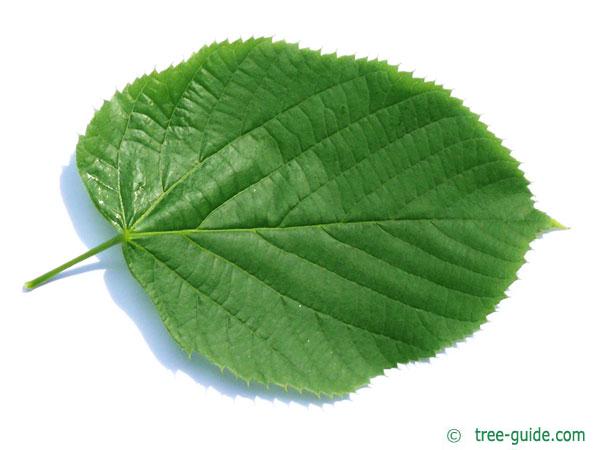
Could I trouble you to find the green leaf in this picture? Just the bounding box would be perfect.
[26,38,562,396]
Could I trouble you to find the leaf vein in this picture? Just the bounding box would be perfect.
[180,235,429,352]
[129,67,397,230]
[198,89,446,227]
[256,230,478,325]
[131,240,318,384]
[318,225,494,300]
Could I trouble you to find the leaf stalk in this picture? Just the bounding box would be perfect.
[24,234,124,290]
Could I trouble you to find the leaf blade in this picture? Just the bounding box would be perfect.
[75,38,558,395]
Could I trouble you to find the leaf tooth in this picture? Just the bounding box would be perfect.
[232,36,247,45]
[427,79,453,95]
[213,37,230,48]
[323,51,338,64]
[261,36,278,48]
[332,53,356,68]
[409,72,429,86]
[386,57,402,70]
[280,36,296,46]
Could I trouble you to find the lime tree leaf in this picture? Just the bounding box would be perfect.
[26,38,562,396]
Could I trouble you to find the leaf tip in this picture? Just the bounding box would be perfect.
[549,218,568,231]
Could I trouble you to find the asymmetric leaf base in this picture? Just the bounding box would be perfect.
[27,38,561,396]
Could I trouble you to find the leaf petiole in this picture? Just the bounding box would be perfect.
[24,234,124,290]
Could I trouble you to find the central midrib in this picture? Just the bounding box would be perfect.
[127,216,548,240]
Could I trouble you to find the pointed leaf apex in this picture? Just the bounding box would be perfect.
[549,218,568,230]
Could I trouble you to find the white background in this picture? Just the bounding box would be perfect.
[1,1,598,449]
